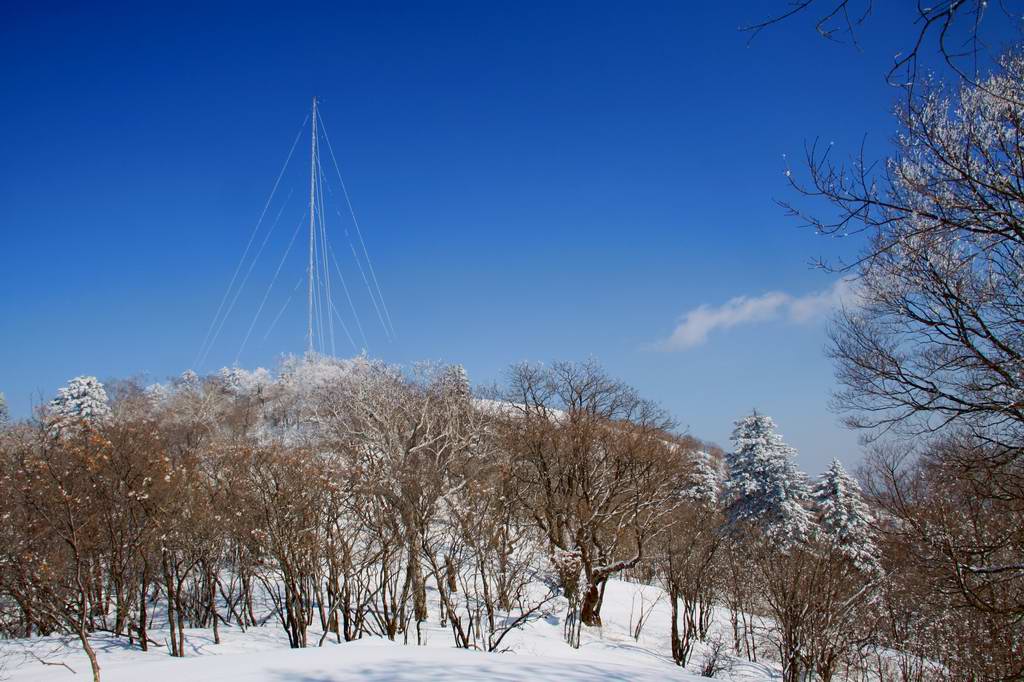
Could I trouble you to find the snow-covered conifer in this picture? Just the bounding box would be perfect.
[814,459,881,573]
[440,364,471,400]
[0,392,8,424]
[176,369,202,392]
[48,376,111,433]
[144,382,170,406]
[219,366,271,396]
[724,412,814,548]
[685,450,720,507]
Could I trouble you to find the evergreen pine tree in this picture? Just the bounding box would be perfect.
[177,369,201,391]
[814,459,881,574]
[444,364,471,400]
[724,412,814,548]
[48,376,111,434]
[686,449,720,506]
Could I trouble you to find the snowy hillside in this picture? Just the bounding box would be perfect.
[0,580,777,681]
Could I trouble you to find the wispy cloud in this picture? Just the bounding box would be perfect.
[655,277,857,351]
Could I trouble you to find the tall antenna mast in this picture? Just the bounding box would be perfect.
[307,96,318,354]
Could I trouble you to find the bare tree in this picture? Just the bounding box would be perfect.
[321,361,476,644]
[435,439,558,652]
[745,1,1015,89]
[779,50,1024,452]
[2,423,109,682]
[499,360,687,628]
[859,439,1024,679]
[658,445,724,667]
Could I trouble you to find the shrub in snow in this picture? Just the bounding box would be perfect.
[723,412,814,548]
[699,634,733,678]
[47,376,111,435]
[814,459,881,574]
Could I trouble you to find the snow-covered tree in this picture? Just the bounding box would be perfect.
[0,392,8,425]
[685,449,720,507]
[724,412,814,548]
[144,382,170,406]
[277,353,364,398]
[441,363,471,400]
[48,376,111,434]
[814,459,880,574]
[174,369,202,393]
[218,366,272,397]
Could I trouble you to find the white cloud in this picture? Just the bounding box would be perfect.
[657,277,857,350]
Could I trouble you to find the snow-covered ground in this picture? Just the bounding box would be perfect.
[0,580,779,681]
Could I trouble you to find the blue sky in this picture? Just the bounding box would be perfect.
[1,2,1012,472]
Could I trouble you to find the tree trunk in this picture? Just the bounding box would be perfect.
[79,625,101,682]
[445,554,458,593]
[162,555,179,657]
[670,582,681,664]
[209,571,220,645]
[138,566,149,652]
[407,535,428,624]
[579,580,603,627]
